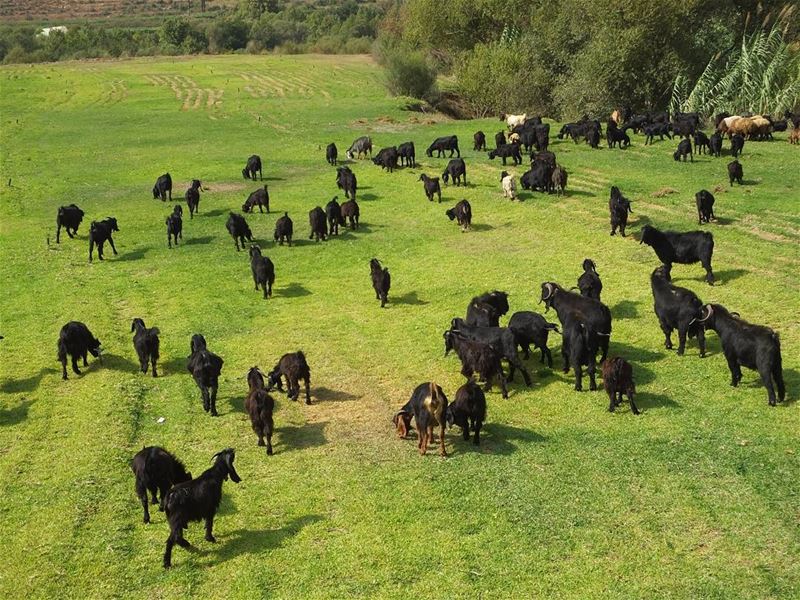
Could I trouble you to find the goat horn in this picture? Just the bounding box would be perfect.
[697,305,713,322]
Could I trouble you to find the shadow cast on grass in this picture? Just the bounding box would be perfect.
[567,189,596,198]
[359,193,378,201]
[635,392,681,411]
[0,397,35,426]
[714,268,749,284]
[313,387,359,403]
[277,421,327,452]
[215,515,324,564]
[470,223,494,232]
[0,367,57,394]
[456,422,546,456]
[277,282,311,298]
[606,341,666,364]
[392,291,428,306]
[184,236,214,246]
[160,356,189,376]
[116,248,147,262]
[202,209,228,217]
[101,353,141,373]
[611,299,639,320]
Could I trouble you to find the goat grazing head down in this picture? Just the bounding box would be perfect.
[392,411,413,438]
[211,448,242,483]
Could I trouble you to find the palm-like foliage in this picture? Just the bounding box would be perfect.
[670,4,800,117]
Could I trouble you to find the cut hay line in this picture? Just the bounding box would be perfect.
[651,187,679,198]
[145,73,223,112]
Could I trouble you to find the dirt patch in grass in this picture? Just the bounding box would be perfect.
[651,187,678,198]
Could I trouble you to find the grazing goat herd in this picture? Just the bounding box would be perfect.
[46,107,796,568]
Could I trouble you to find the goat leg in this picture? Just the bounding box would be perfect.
[439,425,447,457]
[108,237,118,255]
[210,385,218,417]
[304,377,311,405]
[72,356,81,375]
[204,516,216,543]
[628,391,640,415]
[607,389,616,412]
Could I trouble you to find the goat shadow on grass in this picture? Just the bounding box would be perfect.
[215,515,324,564]
[276,421,327,452]
[737,367,798,405]
[392,291,429,306]
[606,342,665,365]
[276,282,311,298]
[359,193,378,201]
[313,387,359,403]
[470,223,493,232]
[160,356,189,376]
[634,392,680,412]
[0,367,57,394]
[101,353,141,373]
[116,248,147,262]
[710,216,735,225]
[779,368,800,404]
[0,397,35,426]
[184,236,214,246]
[203,209,228,217]
[611,300,640,320]
[459,423,546,456]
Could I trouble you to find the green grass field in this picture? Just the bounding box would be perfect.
[1,54,798,599]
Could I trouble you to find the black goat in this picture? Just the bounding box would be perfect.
[709,132,723,157]
[606,124,631,148]
[640,225,715,285]
[395,382,449,456]
[643,123,672,145]
[166,205,182,249]
[372,146,399,172]
[695,190,716,224]
[444,331,508,399]
[308,206,328,242]
[446,199,472,232]
[728,160,743,186]
[601,357,639,414]
[560,312,601,391]
[162,448,241,568]
[473,131,486,151]
[540,282,612,362]
[336,165,357,201]
[88,217,119,262]
[520,162,552,193]
[693,131,710,154]
[466,301,500,327]
[698,304,785,406]
[426,135,460,158]
[274,212,293,245]
[242,186,270,213]
[185,179,203,219]
[419,174,442,202]
[56,204,84,243]
[609,186,632,236]
[494,131,506,148]
[242,154,262,180]
[650,266,706,356]
[507,311,559,366]
[340,199,360,230]
[577,258,603,301]
[267,351,311,404]
[131,446,192,524]
[730,133,745,158]
[245,367,275,455]
[131,318,160,377]
[225,212,252,252]
[153,173,172,201]
[673,138,693,162]
[187,334,224,416]
[397,141,416,167]
[325,196,343,235]
[57,321,102,380]
[475,290,509,317]
[326,143,338,166]
[448,318,532,386]
[447,379,486,445]
[369,258,390,308]
[249,244,274,299]
[488,143,522,165]
[441,158,467,186]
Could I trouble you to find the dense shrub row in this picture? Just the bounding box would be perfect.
[0,0,383,63]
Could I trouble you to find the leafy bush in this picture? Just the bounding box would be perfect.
[383,48,438,101]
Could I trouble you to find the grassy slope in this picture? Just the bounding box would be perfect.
[0,55,798,599]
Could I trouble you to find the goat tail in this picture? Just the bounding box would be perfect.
[597,331,612,337]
